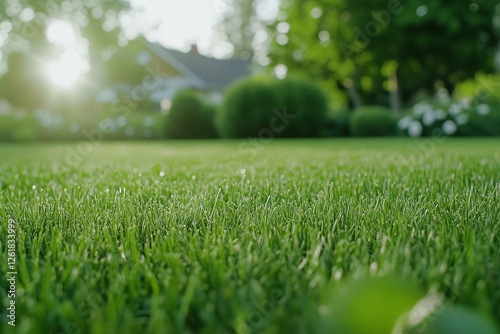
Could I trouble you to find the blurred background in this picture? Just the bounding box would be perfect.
[0,0,499,141]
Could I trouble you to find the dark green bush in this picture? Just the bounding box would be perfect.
[325,110,351,137]
[165,90,218,139]
[0,114,38,141]
[273,77,329,137]
[350,106,397,137]
[457,100,500,136]
[217,76,329,138]
[216,77,274,138]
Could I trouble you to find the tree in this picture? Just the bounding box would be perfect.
[0,52,49,110]
[214,0,262,60]
[0,0,132,110]
[268,0,499,111]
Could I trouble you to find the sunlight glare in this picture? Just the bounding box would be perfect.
[48,50,87,87]
[46,20,77,47]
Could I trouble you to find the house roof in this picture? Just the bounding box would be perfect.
[146,43,251,90]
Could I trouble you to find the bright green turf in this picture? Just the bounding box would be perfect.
[1,139,499,333]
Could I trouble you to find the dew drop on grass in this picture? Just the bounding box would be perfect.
[32,185,36,190]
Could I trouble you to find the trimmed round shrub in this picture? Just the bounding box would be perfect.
[350,106,397,137]
[217,76,329,138]
[165,90,218,139]
[217,76,275,138]
[273,77,329,137]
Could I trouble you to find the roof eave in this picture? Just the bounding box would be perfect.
[146,43,207,89]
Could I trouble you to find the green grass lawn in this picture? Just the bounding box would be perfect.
[1,139,500,334]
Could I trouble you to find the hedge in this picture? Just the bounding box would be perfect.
[165,90,218,139]
[350,106,397,137]
[217,76,329,138]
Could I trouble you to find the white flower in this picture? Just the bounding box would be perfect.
[99,118,117,132]
[422,110,435,126]
[125,126,135,137]
[442,120,457,135]
[459,99,471,110]
[413,103,432,117]
[448,104,463,116]
[437,87,450,104]
[408,121,423,137]
[69,122,80,133]
[434,109,446,120]
[117,116,127,127]
[143,117,154,127]
[52,114,63,126]
[398,116,413,130]
[477,104,491,116]
[40,115,52,127]
[455,114,469,125]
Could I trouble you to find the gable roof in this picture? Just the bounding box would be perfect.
[146,42,251,90]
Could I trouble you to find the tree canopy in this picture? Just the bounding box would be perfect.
[267,0,500,110]
[0,0,141,110]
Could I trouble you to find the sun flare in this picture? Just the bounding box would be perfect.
[46,20,77,48]
[48,50,87,87]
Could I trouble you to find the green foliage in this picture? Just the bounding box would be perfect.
[0,111,165,141]
[268,0,499,108]
[215,0,257,60]
[0,0,133,109]
[458,101,500,136]
[454,73,500,101]
[0,113,38,141]
[350,106,396,136]
[415,307,500,334]
[100,111,166,140]
[0,52,49,109]
[217,76,274,138]
[274,76,329,137]
[217,76,329,138]
[325,110,351,137]
[317,277,422,334]
[398,97,500,137]
[454,75,500,136]
[165,90,218,139]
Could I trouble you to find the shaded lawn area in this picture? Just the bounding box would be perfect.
[1,138,499,333]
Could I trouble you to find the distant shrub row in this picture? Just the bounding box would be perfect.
[162,76,329,139]
[350,107,397,137]
[1,74,499,141]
